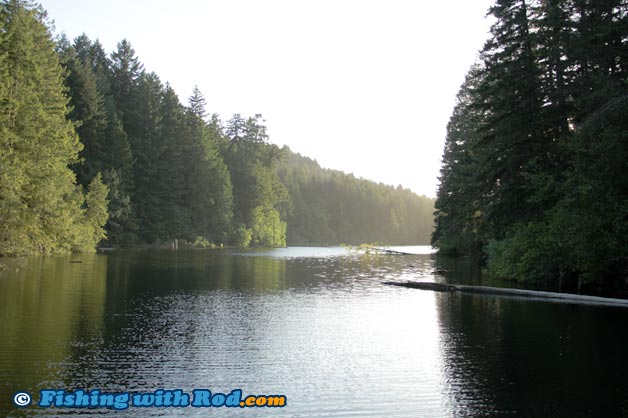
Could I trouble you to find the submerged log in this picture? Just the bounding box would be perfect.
[384,281,628,308]
[372,247,414,255]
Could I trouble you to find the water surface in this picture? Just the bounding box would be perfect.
[1,247,627,417]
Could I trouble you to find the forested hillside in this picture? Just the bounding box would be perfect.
[279,151,434,245]
[0,0,433,255]
[432,0,628,292]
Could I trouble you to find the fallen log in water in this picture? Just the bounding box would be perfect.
[383,281,628,308]
[372,247,414,255]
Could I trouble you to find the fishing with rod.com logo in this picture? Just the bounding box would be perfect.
[11,388,286,410]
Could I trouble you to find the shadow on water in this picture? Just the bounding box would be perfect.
[96,250,294,385]
[435,291,628,417]
[0,250,293,417]
[432,254,565,291]
[104,249,288,297]
[430,254,483,286]
[0,255,107,417]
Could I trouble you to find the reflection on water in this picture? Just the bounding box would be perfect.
[437,292,628,418]
[1,247,628,417]
[0,255,107,406]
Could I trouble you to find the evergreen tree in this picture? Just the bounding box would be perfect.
[157,84,191,239]
[83,172,110,245]
[110,39,143,133]
[59,34,137,245]
[434,0,628,292]
[57,37,108,186]
[125,72,165,242]
[432,66,487,255]
[2,1,437,254]
[222,114,290,246]
[0,0,107,255]
[185,87,233,243]
[477,0,546,234]
[188,85,207,120]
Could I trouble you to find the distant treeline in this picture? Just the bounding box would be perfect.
[0,1,434,256]
[432,0,628,292]
[279,152,434,245]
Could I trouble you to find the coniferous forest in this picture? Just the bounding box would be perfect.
[0,1,434,256]
[432,0,628,292]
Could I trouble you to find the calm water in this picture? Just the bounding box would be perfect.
[2,247,628,417]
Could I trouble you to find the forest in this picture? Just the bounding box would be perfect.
[432,0,628,292]
[0,0,434,256]
[279,151,434,245]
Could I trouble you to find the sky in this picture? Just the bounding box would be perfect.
[39,0,495,198]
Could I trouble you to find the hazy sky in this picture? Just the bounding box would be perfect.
[40,0,494,198]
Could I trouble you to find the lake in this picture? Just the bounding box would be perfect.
[2,246,628,417]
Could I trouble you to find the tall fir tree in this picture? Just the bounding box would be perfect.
[434,0,628,291]
[57,37,108,186]
[477,0,545,234]
[157,84,191,239]
[110,39,143,134]
[0,0,107,255]
[125,72,164,242]
[432,66,487,255]
[59,34,138,245]
[185,87,233,243]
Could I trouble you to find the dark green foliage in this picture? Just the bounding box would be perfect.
[57,36,108,186]
[123,72,164,242]
[157,84,191,239]
[0,0,107,255]
[184,89,233,243]
[57,34,138,246]
[3,2,435,254]
[100,168,136,244]
[221,114,290,246]
[477,0,550,234]
[110,39,144,133]
[432,66,487,255]
[434,0,628,292]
